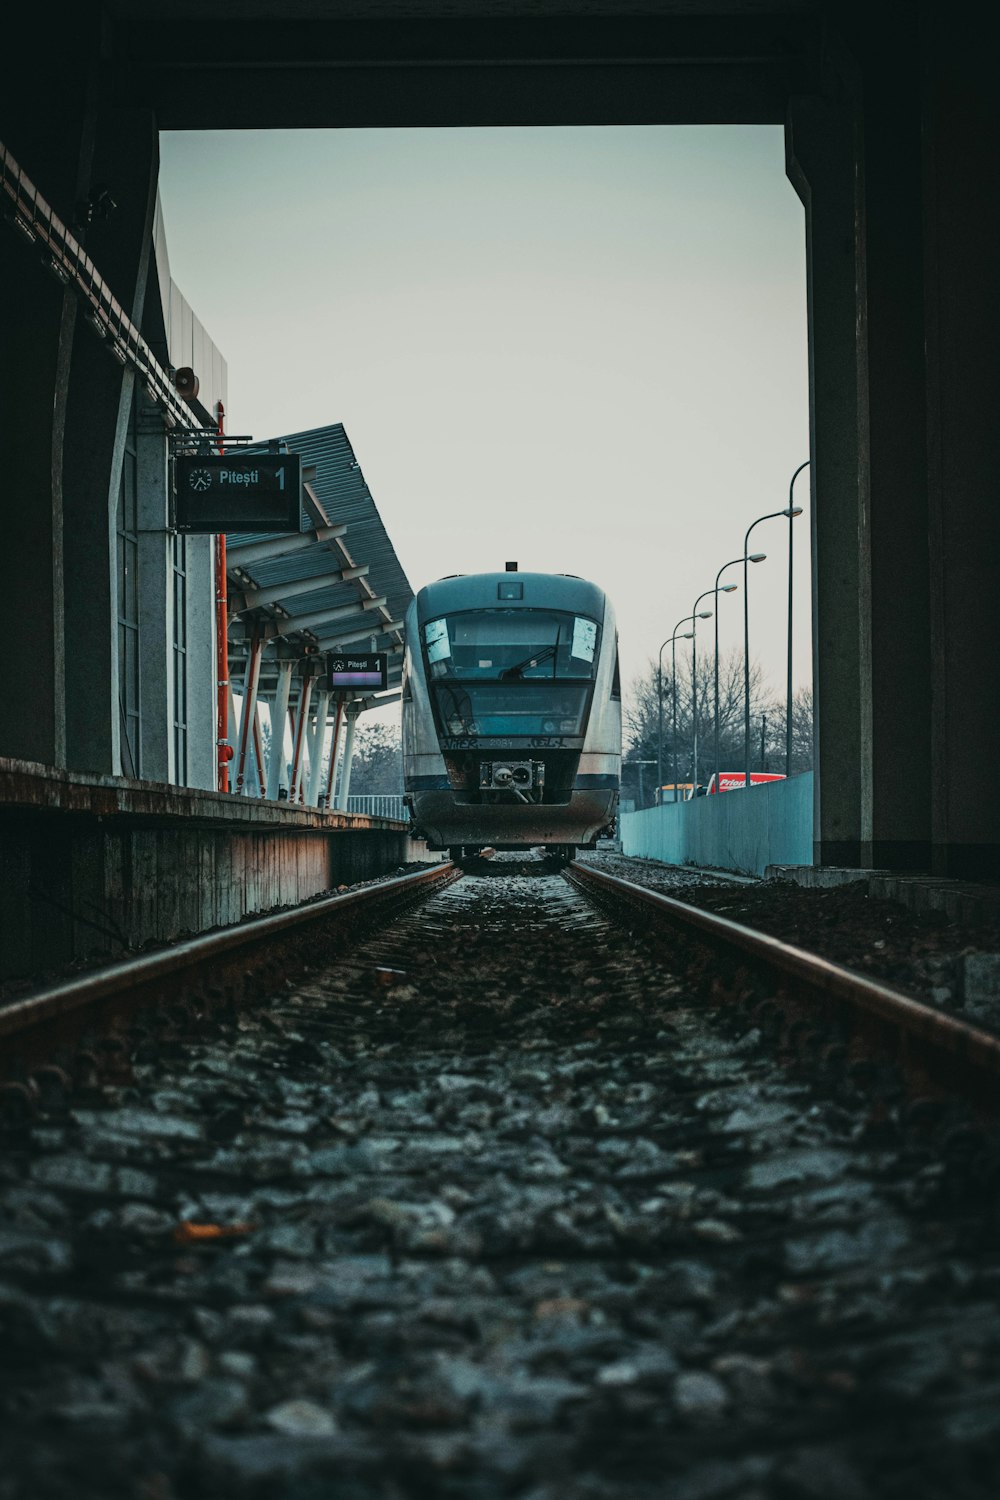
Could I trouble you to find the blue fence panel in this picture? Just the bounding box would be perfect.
[620,772,813,876]
[346,794,407,821]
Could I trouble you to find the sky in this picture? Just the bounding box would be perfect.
[158,126,810,729]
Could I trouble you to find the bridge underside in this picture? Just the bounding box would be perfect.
[2,1,996,877]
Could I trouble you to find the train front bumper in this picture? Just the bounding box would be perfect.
[409,788,617,850]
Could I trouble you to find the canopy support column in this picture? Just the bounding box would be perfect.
[251,709,266,797]
[323,699,346,809]
[234,626,264,794]
[335,701,362,811]
[290,673,315,803]
[307,690,332,807]
[265,659,294,801]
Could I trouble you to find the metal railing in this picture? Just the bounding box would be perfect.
[346,794,407,821]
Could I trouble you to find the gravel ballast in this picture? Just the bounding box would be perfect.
[1,867,999,1499]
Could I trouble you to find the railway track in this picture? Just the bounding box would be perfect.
[568,861,1000,1110]
[2,863,1000,1499]
[0,864,458,1090]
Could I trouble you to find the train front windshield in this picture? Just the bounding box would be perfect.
[423,609,599,738]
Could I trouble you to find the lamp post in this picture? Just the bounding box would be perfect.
[667,612,712,800]
[743,505,803,787]
[689,589,720,795]
[657,626,693,800]
[713,554,765,794]
[785,460,810,776]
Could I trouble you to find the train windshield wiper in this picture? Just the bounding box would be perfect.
[499,629,561,681]
[440,684,475,732]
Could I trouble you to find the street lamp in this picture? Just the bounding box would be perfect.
[785,460,810,776]
[690,589,722,795]
[662,611,712,802]
[657,627,693,800]
[713,554,765,793]
[743,505,803,786]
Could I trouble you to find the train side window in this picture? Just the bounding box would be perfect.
[611,643,621,701]
[424,619,452,664]
[570,616,597,663]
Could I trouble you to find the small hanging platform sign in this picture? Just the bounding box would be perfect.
[326,652,387,691]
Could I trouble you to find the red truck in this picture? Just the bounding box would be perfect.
[706,771,786,794]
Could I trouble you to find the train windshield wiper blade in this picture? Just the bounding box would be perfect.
[441,684,475,731]
[499,640,558,681]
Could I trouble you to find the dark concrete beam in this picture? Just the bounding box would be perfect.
[113,15,820,128]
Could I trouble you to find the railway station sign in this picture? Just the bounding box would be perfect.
[327,651,388,691]
[172,453,301,533]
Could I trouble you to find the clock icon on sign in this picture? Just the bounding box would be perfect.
[189,468,213,492]
[332,659,346,672]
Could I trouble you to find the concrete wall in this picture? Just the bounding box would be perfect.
[0,759,439,981]
[621,773,813,877]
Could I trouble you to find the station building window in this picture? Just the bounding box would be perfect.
[172,534,188,782]
[116,393,141,777]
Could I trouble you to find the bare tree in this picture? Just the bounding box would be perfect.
[623,649,789,805]
[342,722,403,795]
[757,685,813,775]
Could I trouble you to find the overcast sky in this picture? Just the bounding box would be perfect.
[158,126,809,727]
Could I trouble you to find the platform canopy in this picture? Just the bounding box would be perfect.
[226,422,412,702]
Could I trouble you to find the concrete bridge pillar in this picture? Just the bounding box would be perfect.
[921,16,1000,878]
[786,19,932,872]
[786,79,867,869]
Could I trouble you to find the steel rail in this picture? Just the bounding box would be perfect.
[0,863,456,1051]
[568,861,1000,1094]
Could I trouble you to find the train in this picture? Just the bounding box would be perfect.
[401,570,621,861]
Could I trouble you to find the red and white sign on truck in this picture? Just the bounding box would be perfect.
[707,772,786,794]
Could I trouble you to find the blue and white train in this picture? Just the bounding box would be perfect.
[401,571,621,859]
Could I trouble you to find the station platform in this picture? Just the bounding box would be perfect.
[0,759,436,982]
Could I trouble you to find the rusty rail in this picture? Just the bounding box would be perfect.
[568,860,1000,1103]
[0,864,456,1077]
